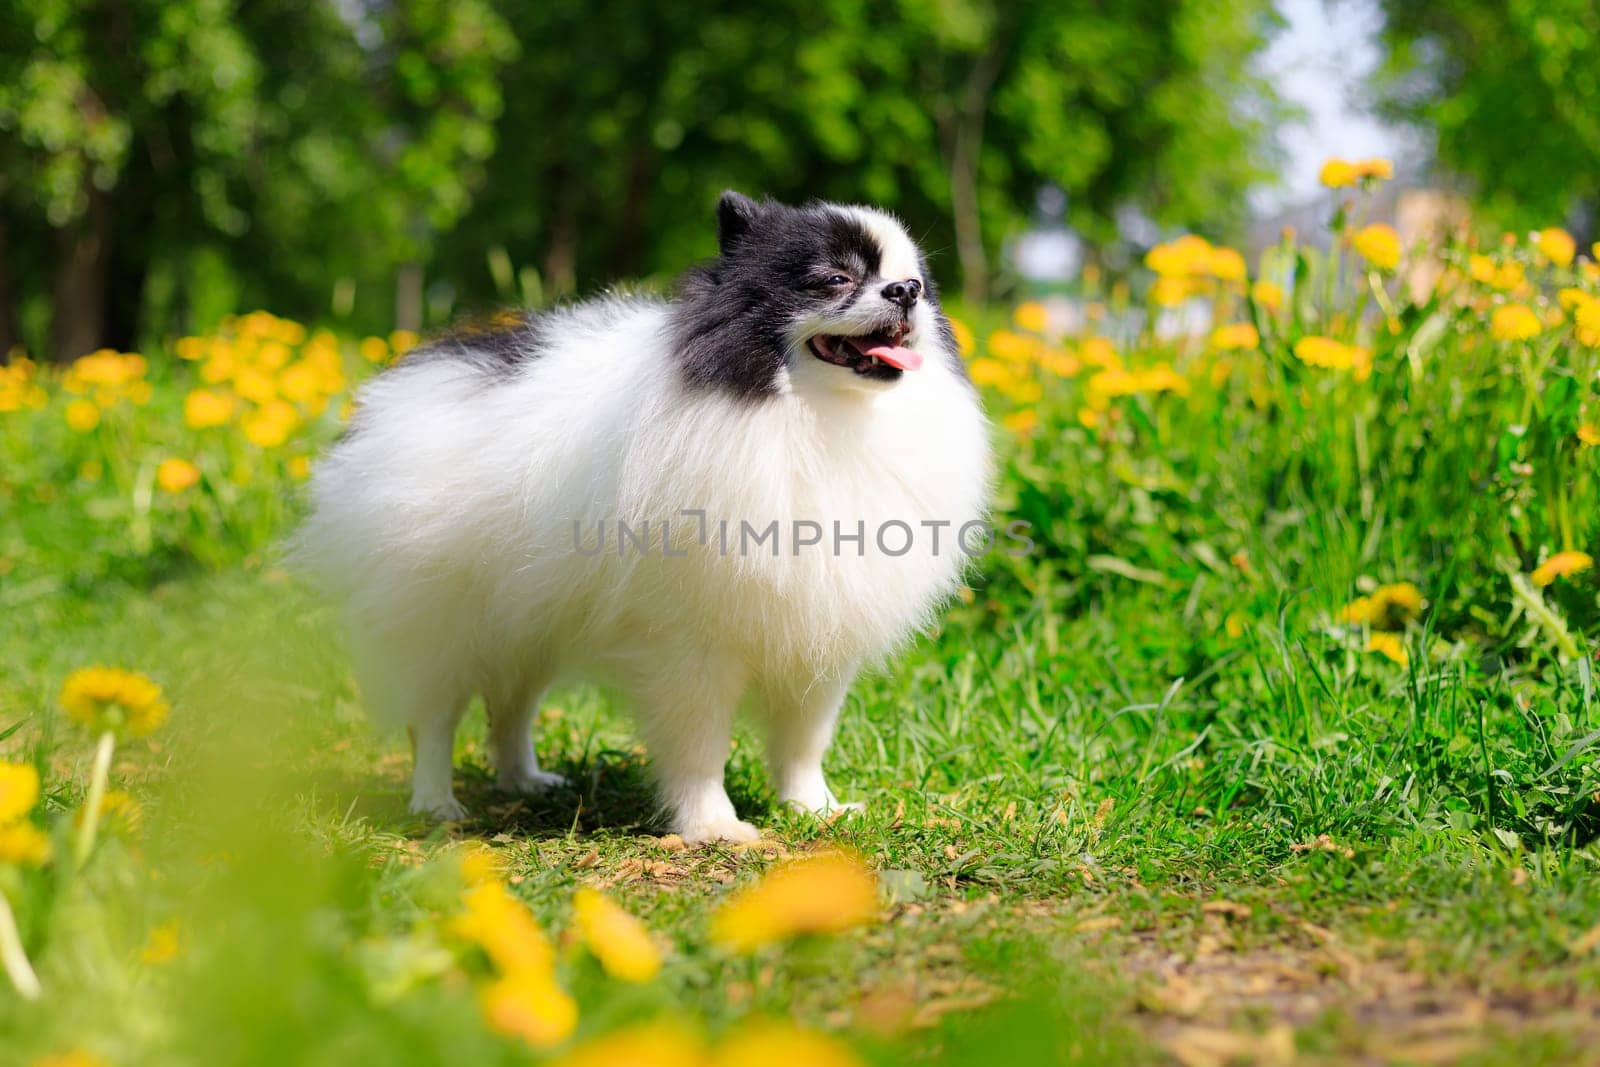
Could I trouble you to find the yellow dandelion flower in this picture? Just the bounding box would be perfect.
[709,851,879,953]
[0,822,52,866]
[183,388,235,429]
[1132,364,1189,396]
[1337,582,1423,630]
[278,361,323,404]
[59,667,170,738]
[1146,234,1214,277]
[451,880,557,978]
[65,399,101,433]
[1318,159,1358,188]
[1293,336,1364,371]
[1490,303,1542,342]
[1150,276,1192,307]
[1579,424,1600,447]
[1468,254,1496,285]
[1210,323,1260,351]
[1365,632,1408,667]
[1558,288,1592,313]
[1205,246,1248,283]
[1001,409,1039,435]
[359,336,390,363]
[389,329,420,355]
[479,973,579,1049]
[287,455,312,481]
[1079,336,1121,370]
[232,367,277,405]
[1532,551,1593,587]
[947,316,975,356]
[1576,301,1600,347]
[1492,261,1526,292]
[174,336,208,361]
[966,358,1012,390]
[1251,280,1284,312]
[0,762,40,824]
[240,400,299,449]
[571,886,662,983]
[710,1019,864,1067]
[553,1020,705,1067]
[29,1052,107,1067]
[140,921,181,964]
[1534,228,1576,268]
[1012,301,1049,333]
[1077,407,1101,430]
[456,842,503,886]
[1352,223,1402,271]
[156,458,201,495]
[987,329,1039,364]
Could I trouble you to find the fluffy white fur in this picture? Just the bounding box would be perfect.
[298,206,990,843]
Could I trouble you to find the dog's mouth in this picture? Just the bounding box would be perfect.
[806,324,923,381]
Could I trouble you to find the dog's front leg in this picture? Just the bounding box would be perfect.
[631,652,758,845]
[762,669,862,815]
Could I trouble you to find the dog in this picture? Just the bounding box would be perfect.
[296,192,991,843]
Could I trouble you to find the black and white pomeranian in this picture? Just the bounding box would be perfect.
[298,193,991,843]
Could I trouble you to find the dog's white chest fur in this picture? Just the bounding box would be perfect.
[299,196,990,842]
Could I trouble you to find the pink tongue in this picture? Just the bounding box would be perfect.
[863,343,923,371]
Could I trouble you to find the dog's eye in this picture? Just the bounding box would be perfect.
[824,274,853,287]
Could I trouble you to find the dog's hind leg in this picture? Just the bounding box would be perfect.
[761,669,862,815]
[487,673,568,796]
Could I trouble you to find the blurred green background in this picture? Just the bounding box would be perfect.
[3,0,1596,361]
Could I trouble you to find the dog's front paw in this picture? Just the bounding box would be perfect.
[496,768,569,796]
[677,816,762,846]
[410,793,469,821]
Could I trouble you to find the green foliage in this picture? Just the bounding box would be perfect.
[1375,0,1600,226]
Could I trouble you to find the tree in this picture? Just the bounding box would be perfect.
[440,0,1285,308]
[1374,0,1600,229]
[0,0,514,360]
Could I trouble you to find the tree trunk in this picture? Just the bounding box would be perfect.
[950,47,1004,307]
[50,187,112,362]
[395,262,423,332]
[610,139,655,279]
[0,211,17,361]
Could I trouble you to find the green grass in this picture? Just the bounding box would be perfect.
[5,224,1600,1063]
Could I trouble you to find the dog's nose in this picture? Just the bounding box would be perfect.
[882,278,921,309]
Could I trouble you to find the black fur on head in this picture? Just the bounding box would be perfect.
[672,191,954,399]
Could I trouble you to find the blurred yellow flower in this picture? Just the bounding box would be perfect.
[987,329,1039,364]
[1532,551,1592,587]
[183,388,235,429]
[65,399,101,433]
[1150,276,1192,307]
[174,336,208,361]
[479,973,578,1049]
[359,336,390,363]
[0,762,40,824]
[233,367,278,404]
[1012,301,1049,333]
[59,667,170,738]
[1251,280,1284,312]
[1337,582,1423,630]
[156,458,201,494]
[1293,336,1368,372]
[1206,246,1247,283]
[1365,632,1408,667]
[390,329,420,355]
[1077,407,1101,430]
[947,316,975,356]
[1002,409,1039,435]
[451,880,556,978]
[1575,300,1600,347]
[1352,223,1402,271]
[287,455,312,481]
[710,1019,864,1067]
[1490,303,1541,342]
[0,823,51,866]
[456,842,503,886]
[571,886,662,983]
[241,400,299,449]
[709,851,878,953]
[1079,336,1121,370]
[30,1053,108,1067]
[1210,323,1260,351]
[278,361,323,404]
[1534,228,1576,267]
[553,1020,705,1067]
[1579,425,1600,447]
[1319,157,1392,188]
[967,358,1011,390]
[140,921,181,964]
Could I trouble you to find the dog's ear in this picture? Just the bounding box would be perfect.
[716,191,762,255]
